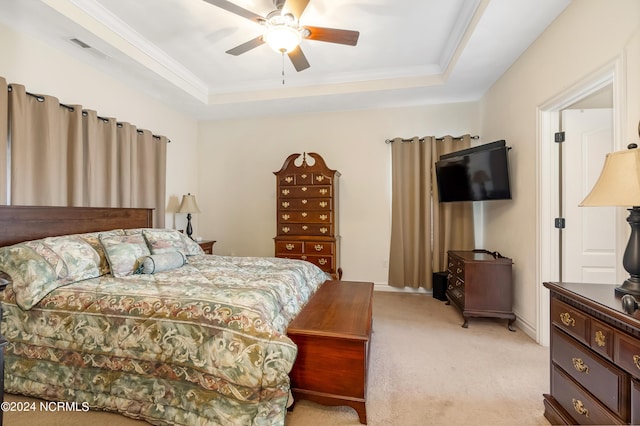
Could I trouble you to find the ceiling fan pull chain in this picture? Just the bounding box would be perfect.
[281,49,286,85]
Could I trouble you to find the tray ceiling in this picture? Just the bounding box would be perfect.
[0,0,570,120]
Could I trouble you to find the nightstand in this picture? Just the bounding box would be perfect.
[197,240,216,254]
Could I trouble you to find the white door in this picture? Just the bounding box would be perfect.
[562,108,615,283]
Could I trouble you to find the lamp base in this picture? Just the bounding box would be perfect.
[615,277,640,297]
[185,213,194,240]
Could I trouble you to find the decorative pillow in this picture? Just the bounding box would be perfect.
[142,229,188,255]
[181,234,205,256]
[138,251,187,274]
[76,229,124,275]
[123,228,145,236]
[100,234,150,277]
[0,235,101,310]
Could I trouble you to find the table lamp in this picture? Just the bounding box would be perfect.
[178,193,201,240]
[580,144,640,296]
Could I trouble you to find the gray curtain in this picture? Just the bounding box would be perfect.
[9,84,83,206]
[388,136,434,288]
[432,135,476,272]
[5,80,167,227]
[388,135,475,289]
[0,77,7,204]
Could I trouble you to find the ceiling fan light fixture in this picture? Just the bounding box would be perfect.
[263,24,302,53]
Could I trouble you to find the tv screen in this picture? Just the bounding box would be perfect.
[435,140,512,203]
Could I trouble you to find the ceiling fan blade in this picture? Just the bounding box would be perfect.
[288,46,310,72]
[201,0,264,24]
[304,26,359,46]
[226,36,265,56]
[283,0,310,19]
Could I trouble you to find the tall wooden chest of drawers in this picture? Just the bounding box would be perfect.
[445,250,516,331]
[274,152,341,279]
[544,282,640,425]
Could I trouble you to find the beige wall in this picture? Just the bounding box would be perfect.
[3,0,638,340]
[480,0,640,336]
[0,22,199,229]
[197,103,480,284]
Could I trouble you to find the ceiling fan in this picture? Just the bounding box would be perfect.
[202,0,360,72]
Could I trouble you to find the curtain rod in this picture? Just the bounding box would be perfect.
[385,135,479,144]
[7,85,170,142]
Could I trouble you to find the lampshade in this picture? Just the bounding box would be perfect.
[263,25,302,53]
[580,148,640,207]
[178,193,201,214]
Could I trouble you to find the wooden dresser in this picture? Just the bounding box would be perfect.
[446,250,516,331]
[544,282,640,425]
[287,280,373,424]
[274,152,341,279]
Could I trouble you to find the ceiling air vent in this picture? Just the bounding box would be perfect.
[68,37,108,59]
[70,37,91,49]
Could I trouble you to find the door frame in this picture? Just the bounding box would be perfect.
[536,57,625,346]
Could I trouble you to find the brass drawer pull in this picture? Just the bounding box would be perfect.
[285,244,295,250]
[281,214,290,220]
[318,258,327,265]
[285,176,293,183]
[572,398,589,417]
[319,201,327,208]
[282,189,290,195]
[572,358,589,374]
[633,355,640,370]
[595,331,606,347]
[314,244,324,251]
[560,312,575,327]
[456,267,463,274]
[281,201,290,208]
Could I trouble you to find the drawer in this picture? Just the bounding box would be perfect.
[303,255,333,272]
[551,298,590,345]
[312,173,333,185]
[447,258,465,279]
[278,223,334,236]
[275,241,303,255]
[278,211,332,223]
[615,332,640,379]
[279,186,332,198]
[632,377,640,425]
[279,198,332,211]
[552,327,629,420]
[551,364,624,424]
[446,287,464,305]
[590,318,615,361]
[279,174,298,186]
[304,241,333,255]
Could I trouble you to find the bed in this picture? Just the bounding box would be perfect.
[0,205,329,425]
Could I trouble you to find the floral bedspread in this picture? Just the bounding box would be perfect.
[0,255,328,425]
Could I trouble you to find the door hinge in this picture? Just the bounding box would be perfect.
[555,218,566,229]
[555,132,565,143]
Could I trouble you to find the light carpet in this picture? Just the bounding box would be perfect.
[4,291,551,425]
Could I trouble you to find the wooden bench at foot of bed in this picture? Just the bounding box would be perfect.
[287,280,374,424]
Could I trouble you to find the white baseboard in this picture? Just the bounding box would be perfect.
[373,283,430,294]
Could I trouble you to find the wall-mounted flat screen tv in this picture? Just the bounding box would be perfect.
[435,140,512,203]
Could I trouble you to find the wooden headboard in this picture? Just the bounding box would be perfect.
[0,206,154,247]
